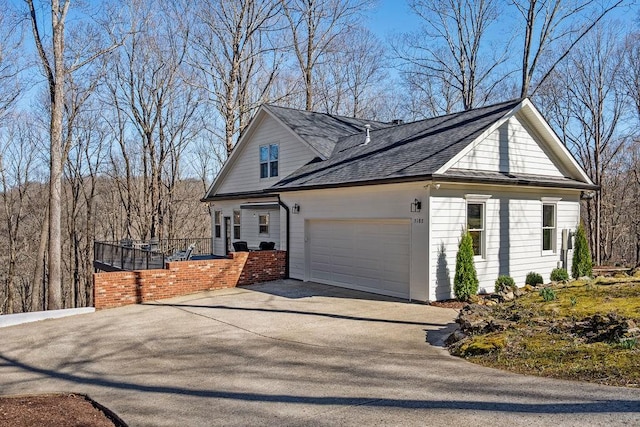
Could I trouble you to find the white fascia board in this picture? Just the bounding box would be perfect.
[434,101,525,175]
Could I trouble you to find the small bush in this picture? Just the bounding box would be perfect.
[619,338,637,350]
[454,230,479,301]
[494,275,516,293]
[525,272,543,286]
[550,268,569,282]
[572,223,593,279]
[539,287,556,302]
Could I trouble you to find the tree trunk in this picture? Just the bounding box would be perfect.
[47,13,65,309]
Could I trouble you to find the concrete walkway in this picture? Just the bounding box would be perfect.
[0,280,638,426]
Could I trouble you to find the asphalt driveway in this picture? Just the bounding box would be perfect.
[1,280,638,426]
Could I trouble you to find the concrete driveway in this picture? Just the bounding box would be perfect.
[1,280,638,426]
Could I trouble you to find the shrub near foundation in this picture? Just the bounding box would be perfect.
[525,272,543,286]
[572,224,593,279]
[495,275,516,293]
[550,268,569,282]
[454,230,479,301]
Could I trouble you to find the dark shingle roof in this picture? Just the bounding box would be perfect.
[271,99,523,190]
[264,104,391,158]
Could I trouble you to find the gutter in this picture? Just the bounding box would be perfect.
[271,173,600,193]
[277,195,290,279]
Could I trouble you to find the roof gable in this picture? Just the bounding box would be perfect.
[436,99,593,184]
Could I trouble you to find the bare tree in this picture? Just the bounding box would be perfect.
[105,0,201,240]
[621,32,640,120]
[513,0,625,97]
[538,24,626,265]
[313,27,390,118]
[281,0,368,111]
[0,8,22,121]
[395,0,507,113]
[0,122,38,313]
[25,0,121,309]
[191,0,283,156]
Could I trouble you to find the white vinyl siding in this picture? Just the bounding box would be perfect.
[215,115,317,194]
[282,183,430,301]
[211,201,281,255]
[451,116,564,177]
[240,209,280,247]
[430,187,580,299]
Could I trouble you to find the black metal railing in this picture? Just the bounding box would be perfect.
[93,238,212,272]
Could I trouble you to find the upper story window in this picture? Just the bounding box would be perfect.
[233,210,241,240]
[467,202,485,258]
[214,211,221,238]
[260,144,279,178]
[542,203,556,252]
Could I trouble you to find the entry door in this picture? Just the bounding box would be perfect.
[224,216,231,254]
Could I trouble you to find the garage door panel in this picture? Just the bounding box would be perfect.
[308,220,410,299]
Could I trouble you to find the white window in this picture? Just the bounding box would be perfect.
[467,202,485,258]
[214,211,221,238]
[260,144,279,178]
[233,210,241,240]
[542,203,556,252]
[259,214,269,235]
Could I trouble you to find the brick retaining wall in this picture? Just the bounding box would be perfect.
[94,250,286,309]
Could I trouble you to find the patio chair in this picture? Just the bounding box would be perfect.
[166,243,195,262]
[232,241,249,252]
[259,241,275,250]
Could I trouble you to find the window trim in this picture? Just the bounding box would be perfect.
[467,202,486,259]
[214,211,222,238]
[259,143,279,179]
[233,210,241,240]
[542,202,557,254]
[465,194,491,260]
[258,213,270,235]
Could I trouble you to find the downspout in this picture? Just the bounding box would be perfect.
[277,195,290,279]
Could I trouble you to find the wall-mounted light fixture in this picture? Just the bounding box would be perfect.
[292,203,300,214]
[410,198,422,213]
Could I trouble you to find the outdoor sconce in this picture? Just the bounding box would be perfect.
[292,203,300,214]
[410,198,422,213]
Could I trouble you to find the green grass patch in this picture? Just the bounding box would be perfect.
[451,280,640,388]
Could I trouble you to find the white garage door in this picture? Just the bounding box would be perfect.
[308,219,411,298]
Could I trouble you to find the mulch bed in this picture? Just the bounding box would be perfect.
[0,393,127,427]
[429,299,467,309]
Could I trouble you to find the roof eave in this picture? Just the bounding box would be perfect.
[433,173,600,191]
[272,174,600,193]
[201,191,280,202]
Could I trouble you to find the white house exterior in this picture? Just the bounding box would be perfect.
[202,99,597,301]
